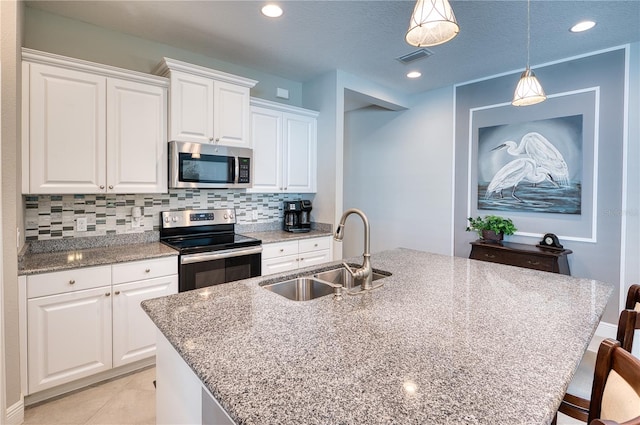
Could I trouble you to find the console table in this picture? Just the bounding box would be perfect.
[469,240,572,275]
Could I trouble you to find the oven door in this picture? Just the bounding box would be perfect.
[178,246,262,292]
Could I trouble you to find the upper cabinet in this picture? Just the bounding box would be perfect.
[249,98,318,193]
[153,58,257,148]
[22,49,168,194]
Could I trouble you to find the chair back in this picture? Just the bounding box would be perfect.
[588,338,640,424]
[626,284,640,311]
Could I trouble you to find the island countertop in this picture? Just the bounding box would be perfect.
[142,248,613,425]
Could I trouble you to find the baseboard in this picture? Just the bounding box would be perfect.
[589,321,617,352]
[6,396,24,425]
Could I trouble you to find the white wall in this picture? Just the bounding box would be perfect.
[343,86,454,257]
[0,0,23,419]
[303,70,410,259]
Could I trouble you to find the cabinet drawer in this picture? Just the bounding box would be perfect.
[262,254,299,276]
[299,237,331,253]
[27,266,112,299]
[112,257,178,284]
[262,241,299,259]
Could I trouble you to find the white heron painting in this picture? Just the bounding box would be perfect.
[477,115,582,214]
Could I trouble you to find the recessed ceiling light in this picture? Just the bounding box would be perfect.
[407,71,422,79]
[570,20,596,33]
[261,4,283,18]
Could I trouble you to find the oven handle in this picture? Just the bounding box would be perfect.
[180,246,262,265]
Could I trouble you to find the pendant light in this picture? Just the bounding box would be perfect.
[405,0,459,47]
[512,0,546,106]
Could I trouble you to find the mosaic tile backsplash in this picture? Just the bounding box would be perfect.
[24,190,312,241]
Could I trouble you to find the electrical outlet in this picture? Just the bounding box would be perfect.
[76,217,87,232]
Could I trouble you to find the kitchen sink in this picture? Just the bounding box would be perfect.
[314,266,389,290]
[261,277,339,301]
[261,264,392,301]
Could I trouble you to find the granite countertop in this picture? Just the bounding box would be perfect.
[242,229,333,244]
[19,242,178,275]
[142,248,613,425]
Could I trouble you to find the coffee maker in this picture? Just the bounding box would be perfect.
[283,200,312,233]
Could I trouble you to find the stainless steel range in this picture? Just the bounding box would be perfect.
[160,208,262,292]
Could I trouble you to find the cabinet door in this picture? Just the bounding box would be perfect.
[107,78,167,193]
[213,81,251,147]
[169,71,214,143]
[250,106,283,192]
[27,63,106,193]
[27,286,112,393]
[112,275,178,367]
[283,113,317,193]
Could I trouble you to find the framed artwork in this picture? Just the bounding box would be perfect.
[477,115,583,214]
[467,87,599,242]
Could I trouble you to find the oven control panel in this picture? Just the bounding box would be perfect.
[161,209,236,228]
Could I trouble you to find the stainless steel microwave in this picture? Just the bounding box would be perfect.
[169,141,253,189]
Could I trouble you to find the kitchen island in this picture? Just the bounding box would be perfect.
[142,248,612,425]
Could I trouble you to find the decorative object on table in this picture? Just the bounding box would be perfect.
[466,215,517,242]
[476,115,582,215]
[537,233,564,250]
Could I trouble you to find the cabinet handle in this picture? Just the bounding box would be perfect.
[215,138,220,142]
[209,137,214,142]
[100,185,105,189]
[69,279,76,285]
[314,243,318,247]
[105,292,111,297]
[279,249,284,252]
[484,254,496,259]
[108,185,114,190]
[114,291,120,295]
[527,260,541,266]
[145,268,151,273]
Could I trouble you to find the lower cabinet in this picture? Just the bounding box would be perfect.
[261,236,332,276]
[27,285,113,393]
[112,276,177,367]
[21,257,178,395]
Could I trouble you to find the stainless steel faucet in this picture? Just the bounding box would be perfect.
[334,208,376,291]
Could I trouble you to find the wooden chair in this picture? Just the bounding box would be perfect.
[587,338,640,424]
[627,284,640,311]
[559,284,640,422]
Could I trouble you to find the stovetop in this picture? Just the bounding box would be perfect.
[161,233,261,255]
[159,208,261,255]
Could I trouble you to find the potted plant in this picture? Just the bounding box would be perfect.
[466,215,517,242]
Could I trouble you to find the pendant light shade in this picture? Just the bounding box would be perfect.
[511,0,546,106]
[405,0,459,47]
[512,68,547,106]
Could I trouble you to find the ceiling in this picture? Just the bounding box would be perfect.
[25,1,640,95]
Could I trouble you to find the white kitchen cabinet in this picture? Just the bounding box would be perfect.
[22,48,168,194]
[106,78,167,193]
[154,58,257,148]
[261,236,332,276]
[112,275,178,367]
[250,98,318,193]
[25,62,107,193]
[26,266,113,393]
[21,256,178,396]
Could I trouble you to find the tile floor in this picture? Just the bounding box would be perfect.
[23,366,156,425]
[22,363,587,424]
